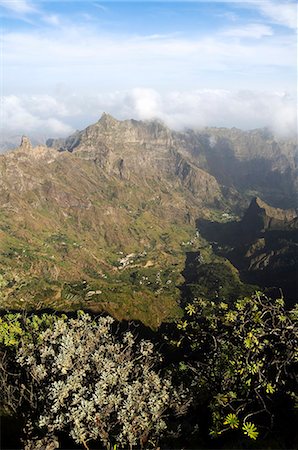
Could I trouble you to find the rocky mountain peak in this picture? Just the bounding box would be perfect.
[98,112,120,127]
[20,136,32,151]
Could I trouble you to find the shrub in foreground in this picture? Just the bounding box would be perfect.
[0,312,187,449]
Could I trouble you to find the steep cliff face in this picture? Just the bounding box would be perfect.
[174,151,221,203]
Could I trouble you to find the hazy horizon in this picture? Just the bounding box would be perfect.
[1,0,297,144]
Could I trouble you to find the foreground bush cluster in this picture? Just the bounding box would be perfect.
[0,293,297,449]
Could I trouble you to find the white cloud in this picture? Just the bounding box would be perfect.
[129,88,162,118]
[0,0,37,15]
[1,95,74,141]
[257,1,297,30]
[197,0,297,30]
[1,90,297,143]
[42,14,61,26]
[3,26,294,68]
[131,89,297,137]
[92,3,109,13]
[0,0,296,31]
[2,26,296,96]
[222,23,273,39]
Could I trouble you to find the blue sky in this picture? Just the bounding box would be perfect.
[0,1,297,140]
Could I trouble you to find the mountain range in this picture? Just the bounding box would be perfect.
[0,114,297,326]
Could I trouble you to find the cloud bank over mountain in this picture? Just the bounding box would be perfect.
[2,89,297,143]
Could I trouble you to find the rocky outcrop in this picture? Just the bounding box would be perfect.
[242,197,297,232]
